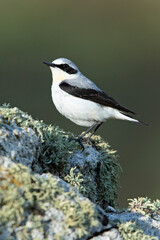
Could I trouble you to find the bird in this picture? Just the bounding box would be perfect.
[43,58,147,148]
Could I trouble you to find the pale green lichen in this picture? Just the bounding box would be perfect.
[64,167,85,192]
[0,104,121,207]
[128,197,160,216]
[0,164,100,239]
[118,221,157,240]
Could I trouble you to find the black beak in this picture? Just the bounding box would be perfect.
[43,61,56,67]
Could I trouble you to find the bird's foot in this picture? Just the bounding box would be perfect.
[82,137,96,148]
[68,137,85,151]
[69,136,95,151]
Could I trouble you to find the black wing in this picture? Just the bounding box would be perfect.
[59,81,136,115]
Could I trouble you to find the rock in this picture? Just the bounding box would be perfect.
[89,228,122,240]
[0,104,159,240]
[0,104,121,208]
[0,117,40,170]
[0,104,120,239]
[0,163,109,240]
[106,197,160,240]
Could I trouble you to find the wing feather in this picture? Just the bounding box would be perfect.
[59,81,136,115]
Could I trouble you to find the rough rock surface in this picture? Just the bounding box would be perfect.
[0,162,111,240]
[106,209,160,240]
[0,105,121,208]
[0,104,160,240]
[0,118,40,168]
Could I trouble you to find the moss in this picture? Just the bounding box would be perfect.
[0,104,121,207]
[118,221,157,240]
[0,164,100,239]
[128,197,160,216]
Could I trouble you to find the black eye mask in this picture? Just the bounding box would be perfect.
[56,63,78,74]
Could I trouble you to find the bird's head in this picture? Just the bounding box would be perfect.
[43,58,80,83]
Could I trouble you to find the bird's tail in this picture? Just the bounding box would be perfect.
[120,112,149,126]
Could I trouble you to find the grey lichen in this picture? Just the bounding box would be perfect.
[0,114,40,170]
[0,104,121,207]
[0,163,105,240]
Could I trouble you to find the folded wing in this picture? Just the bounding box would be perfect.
[59,81,136,115]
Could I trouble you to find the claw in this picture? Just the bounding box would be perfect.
[68,137,85,152]
[75,138,85,152]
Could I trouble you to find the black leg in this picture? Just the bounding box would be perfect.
[68,122,97,151]
[69,122,103,151]
[78,122,98,139]
[87,122,103,139]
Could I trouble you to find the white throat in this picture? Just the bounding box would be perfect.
[51,67,79,84]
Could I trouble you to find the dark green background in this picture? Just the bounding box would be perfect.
[1,1,159,206]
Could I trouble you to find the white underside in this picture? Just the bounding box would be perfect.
[51,83,138,127]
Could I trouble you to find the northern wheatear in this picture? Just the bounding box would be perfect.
[43,58,147,147]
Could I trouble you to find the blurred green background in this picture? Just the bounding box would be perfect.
[0,0,160,207]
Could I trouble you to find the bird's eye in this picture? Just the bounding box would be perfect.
[60,64,70,71]
[58,63,77,74]
[63,64,69,68]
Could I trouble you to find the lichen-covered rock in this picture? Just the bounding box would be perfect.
[0,104,160,239]
[0,163,109,240]
[65,138,120,208]
[105,197,160,240]
[0,104,121,208]
[118,221,158,240]
[90,228,122,240]
[0,116,40,170]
